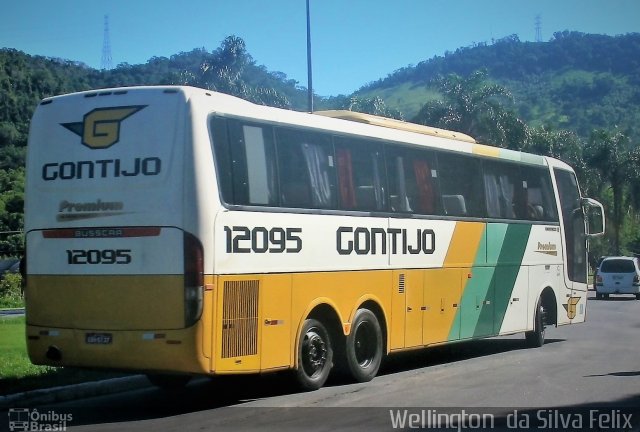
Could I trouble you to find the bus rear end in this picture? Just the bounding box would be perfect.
[24,87,209,375]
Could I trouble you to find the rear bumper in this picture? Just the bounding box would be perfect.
[26,322,210,374]
[596,285,640,295]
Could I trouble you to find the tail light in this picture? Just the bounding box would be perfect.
[595,275,603,286]
[183,232,204,327]
[634,275,640,286]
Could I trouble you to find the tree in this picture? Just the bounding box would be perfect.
[340,96,403,119]
[412,70,518,146]
[583,129,639,255]
[521,126,586,180]
[176,36,291,109]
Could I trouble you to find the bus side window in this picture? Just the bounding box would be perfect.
[437,153,484,217]
[227,120,278,206]
[210,117,233,204]
[335,137,386,212]
[521,166,559,222]
[276,128,336,209]
[483,161,525,220]
[386,147,439,215]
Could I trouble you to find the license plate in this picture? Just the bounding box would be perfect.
[86,333,112,345]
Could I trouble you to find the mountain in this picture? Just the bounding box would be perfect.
[3,31,639,151]
[2,32,640,257]
[354,31,640,142]
[0,38,310,154]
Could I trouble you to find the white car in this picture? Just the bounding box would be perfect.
[595,256,640,300]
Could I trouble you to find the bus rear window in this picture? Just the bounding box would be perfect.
[601,259,635,273]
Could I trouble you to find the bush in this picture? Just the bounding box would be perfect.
[0,273,23,308]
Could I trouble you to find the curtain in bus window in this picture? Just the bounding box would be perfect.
[392,156,411,212]
[371,153,384,210]
[413,159,434,214]
[243,125,275,205]
[301,143,332,208]
[484,172,515,219]
[484,173,501,218]
[498,175,515,218]
[336,148,356,208]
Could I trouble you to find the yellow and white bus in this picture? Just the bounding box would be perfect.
[24,86,604,390]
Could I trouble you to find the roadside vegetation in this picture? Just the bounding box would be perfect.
[0,316,128,395]
[0,273,23,308]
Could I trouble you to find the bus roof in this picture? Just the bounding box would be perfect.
[315,110,477,143]
[37,86,559,169]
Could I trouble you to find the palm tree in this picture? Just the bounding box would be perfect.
[583,129,639,254]
[412,70,521,147]
[177,36,290,108]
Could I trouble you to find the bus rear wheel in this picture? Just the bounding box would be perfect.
[294,318,333,391]
[525,299,547,348]
[345,309,383,382]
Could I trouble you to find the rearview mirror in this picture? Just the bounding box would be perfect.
[582,197,605,237]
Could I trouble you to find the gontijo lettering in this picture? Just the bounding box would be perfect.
[42,157,161,181]
[337,226,436,255]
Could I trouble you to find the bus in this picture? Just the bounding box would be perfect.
[24,86,604,390]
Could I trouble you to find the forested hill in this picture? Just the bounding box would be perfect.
[355,31,640,140]
[2,32,640,257]
[0,36,308,154]
[2,31,640,152]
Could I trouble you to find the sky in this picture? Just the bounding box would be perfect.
[2,1,640,96]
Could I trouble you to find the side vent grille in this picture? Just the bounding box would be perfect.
[398,273,406,294]
[222,280,259,358]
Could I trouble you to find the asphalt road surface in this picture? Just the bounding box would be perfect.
[13,293,640,431]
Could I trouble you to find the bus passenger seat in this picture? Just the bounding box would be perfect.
[443,194,467,216]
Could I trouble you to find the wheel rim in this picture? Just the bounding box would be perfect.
[301,328,327,378]
[353,321,377,368]
[539,305,547,335]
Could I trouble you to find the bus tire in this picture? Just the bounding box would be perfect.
[146,373,191,390]
[345,308,383,382]
[525,299,547,348]
[294,318,333,391]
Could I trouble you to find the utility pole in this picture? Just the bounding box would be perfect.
[306,0,313,113]
[101,15,113,70]
[535,15,542,42]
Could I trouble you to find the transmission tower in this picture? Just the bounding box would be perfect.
[535,15,542,42]
[101,15,113,70]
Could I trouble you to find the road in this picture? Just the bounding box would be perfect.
[13,293,640,431]
[0,308,24,317]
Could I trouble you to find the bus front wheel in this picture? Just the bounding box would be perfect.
[525,299,547,348]
[345,309,383,382]
[294,318,333,391]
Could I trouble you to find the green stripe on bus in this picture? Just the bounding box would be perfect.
[519,152,545,166]
[451,223,533,340]
[450,227,492,340]
[491,224,532,333]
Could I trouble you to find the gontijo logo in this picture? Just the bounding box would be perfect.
[62,105,146,149]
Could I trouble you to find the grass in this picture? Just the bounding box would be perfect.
[0,316,129,396]
[0,297,24,308]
